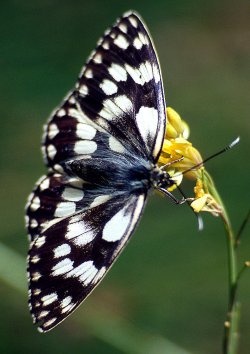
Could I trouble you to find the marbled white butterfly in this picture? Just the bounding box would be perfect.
[26,11,179,332]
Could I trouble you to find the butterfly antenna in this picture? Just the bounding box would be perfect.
[181,137,240,177]
[177,185,204,231]
[159,156,184,170]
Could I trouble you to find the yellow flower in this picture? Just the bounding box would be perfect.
[158,107,224,217]
[158,107,203,185]
[191,176,222,216]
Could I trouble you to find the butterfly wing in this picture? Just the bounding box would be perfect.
[27,11,166,331]
[26,173,113,243]
[42,11,166,173]
[28,191,146,332]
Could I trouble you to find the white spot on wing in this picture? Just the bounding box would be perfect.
[43,317,57,328]
[47,144,57,159]
[129,16,138,28]
[66,260,94,280]
[31,255,40,263]
[68,108,85,121]
[35,235,46,248]
[114,95,132,112]
[52,258,74,276]
[54,202,76,217]
[136,106,158,149]
[100,95,132,121]
[109,136,125,153]
[69,96,76,104]
[75,123,96,140]
[111,195,145,259]
[57,109,66,117]
[100,79,118,95]
[61,296,72,308]
[114,34,129,49]
[138,32,149,45]
[90,195,111,208]
[66,221,95,246]
[153,63,161,83]
[32,272,41,281]
[74,141,97,154]
[79,84,88,97]
[102,41,109,50]
[133,37,143,49]
[33,288,41,295]
[41,293,58,306]
[85,69,93,78]
[80,264,98,285]
[102,205,131,242]
[125,61,153,86]
[140,61,153,83]
[30,196,40,211]
[93,53,102,64]
[125,64,142,85]
[53,244,71,258]
[53,164,64,174]
[61,302,75,314]
[39,177,50,191]
[62,187,84,202]
[38,311,49,319]
[108,63,127,82]
[119,23,127,33]
[48,123,59,139]
[30,218,38,228]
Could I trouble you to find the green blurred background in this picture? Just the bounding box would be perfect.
[0,1,249,353]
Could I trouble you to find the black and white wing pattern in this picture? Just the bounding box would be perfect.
[41,11,166,172]
[28,192,146,332]
[26,11,167,332]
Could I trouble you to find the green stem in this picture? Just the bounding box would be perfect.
[203,170,239,354]
[222,215,239,354]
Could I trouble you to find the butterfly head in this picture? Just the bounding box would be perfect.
[151,166,175,190]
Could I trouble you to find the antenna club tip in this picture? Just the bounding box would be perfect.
[229,136,240,148]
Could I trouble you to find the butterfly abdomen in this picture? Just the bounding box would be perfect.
[64,154,151,193]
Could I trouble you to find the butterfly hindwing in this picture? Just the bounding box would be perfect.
[25,173,115,242]
[28,192,146,332]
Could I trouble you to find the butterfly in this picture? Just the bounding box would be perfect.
[25,10,179,332]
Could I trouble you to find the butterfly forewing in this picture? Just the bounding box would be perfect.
[27,11,166,331]
[42,12,165,170]
[77,12,166,162]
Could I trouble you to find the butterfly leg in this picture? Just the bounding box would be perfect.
[157,187,190,204]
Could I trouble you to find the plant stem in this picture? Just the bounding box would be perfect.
[203,170,239,354]
[222,215,239,354]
